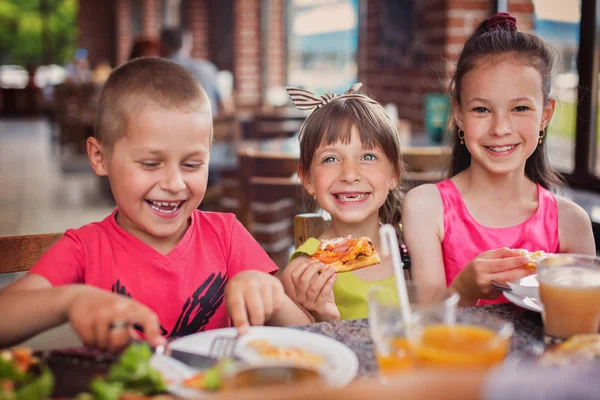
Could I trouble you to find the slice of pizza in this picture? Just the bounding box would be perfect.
[515,249,565,271]
[311,236,381,273]
[538,334,600,367]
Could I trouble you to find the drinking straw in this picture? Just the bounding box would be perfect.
[379,224,412,335]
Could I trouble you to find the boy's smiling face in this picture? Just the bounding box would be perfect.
[89,105,211,252]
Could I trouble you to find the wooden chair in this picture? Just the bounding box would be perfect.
[293,214,411,277]
[222,150,312,268]
[0,233,63,274]
[250,178,313,268]
[236,150,301,228]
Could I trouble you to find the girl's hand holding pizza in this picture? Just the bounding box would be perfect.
[289,258,340,322]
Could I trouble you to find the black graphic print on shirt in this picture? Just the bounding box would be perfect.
[111,272,227,338]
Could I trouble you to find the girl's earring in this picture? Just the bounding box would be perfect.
[313,194,317,200]
[457,128,465,145]
[538,128,546,145]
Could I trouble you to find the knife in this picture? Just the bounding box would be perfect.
[165,348,219,370]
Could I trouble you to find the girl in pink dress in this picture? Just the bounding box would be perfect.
[402,13,596,306]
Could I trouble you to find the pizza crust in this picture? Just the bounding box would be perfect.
[327,252,381,273]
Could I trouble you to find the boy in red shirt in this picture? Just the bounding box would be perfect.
[0,58,309,351]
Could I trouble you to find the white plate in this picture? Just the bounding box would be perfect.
[506,274,539,298]
[504,291,543,313]
[150,326,359,398]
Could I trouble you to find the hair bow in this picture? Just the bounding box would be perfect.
[487,12,518,31]
[286,83,378,111]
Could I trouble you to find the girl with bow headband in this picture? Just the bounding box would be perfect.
[280,83,408,322]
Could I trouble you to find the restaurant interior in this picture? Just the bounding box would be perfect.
[0,0,599,399]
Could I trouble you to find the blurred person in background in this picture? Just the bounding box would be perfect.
[160,27,230,116]
[129,36,161,60]
[65,48,92,83]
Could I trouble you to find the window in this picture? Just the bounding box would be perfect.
[531,0,581,173]
[286,0,358,95]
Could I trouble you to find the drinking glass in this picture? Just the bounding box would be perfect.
[408,308,513,369]
[538,254,600,344]
[368,283,459,373]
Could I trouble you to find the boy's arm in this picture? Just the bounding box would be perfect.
[0,276,162,350]
[0,274,73,347]
[266,295,312,327]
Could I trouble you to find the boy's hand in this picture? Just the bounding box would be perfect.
[290,259,340,322]
[451,248,532,304]
[225,270,285,333]
[67,286,164,352]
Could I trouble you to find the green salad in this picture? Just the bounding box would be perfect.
[0,349,54,400]
[76,342,167,400]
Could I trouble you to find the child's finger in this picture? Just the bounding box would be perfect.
[317,274,337,301]
[485,256,530,273]
[295,261,322,301]
[72,319,94,349]
[94,314,114,350]
[108,322,132,352]
[305,266,335,304]
[289,259,313,284]
[130,310,162,347]
[494,266,534,285]
[245,283,266,326]
[260,283,274,319]
[226,291,250,333]
[479,248,521,260]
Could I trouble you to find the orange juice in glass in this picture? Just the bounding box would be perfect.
[538,254,600,344]
[409,309,513,369]
[368,283,459,374]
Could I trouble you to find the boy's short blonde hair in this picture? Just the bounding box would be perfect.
[95,57,212,151]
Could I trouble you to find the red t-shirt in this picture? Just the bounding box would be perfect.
[29,210,278,338]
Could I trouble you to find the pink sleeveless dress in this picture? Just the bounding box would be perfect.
[436,179,560,305]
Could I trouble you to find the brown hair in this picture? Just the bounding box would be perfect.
[448,12,563,190]
[95,57,211,151]
[298,95,405,228]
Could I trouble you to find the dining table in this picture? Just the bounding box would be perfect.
[42,303,546,398]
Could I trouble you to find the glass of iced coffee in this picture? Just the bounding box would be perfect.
[538,254,600,344]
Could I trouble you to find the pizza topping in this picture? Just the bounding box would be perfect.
[538,334,600,367]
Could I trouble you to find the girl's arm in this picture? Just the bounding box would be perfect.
[401,185,447,291]
[555,196,596,255]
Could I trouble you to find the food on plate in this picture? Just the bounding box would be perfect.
[311,236,380,273]
[182,360,235,391]
[0,347,54,400]
[74,342,167,400]
[246,339,326,368]
[538,334,600,367]
[515,249,564,271]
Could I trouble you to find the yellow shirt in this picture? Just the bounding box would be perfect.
[291,238,397,320]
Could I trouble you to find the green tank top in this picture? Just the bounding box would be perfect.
[291,238,397,320]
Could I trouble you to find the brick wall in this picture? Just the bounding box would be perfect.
[265,0,286,90]
[234,0,263,108]
[142,0,161,37]
[188,0,210,60]
[359,0,534,132]
[115,0,132,66]
[77,0,116,68]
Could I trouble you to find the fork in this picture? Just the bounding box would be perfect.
[208,333,241,359]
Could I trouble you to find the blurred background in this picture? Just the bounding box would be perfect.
[1,0,599,269]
